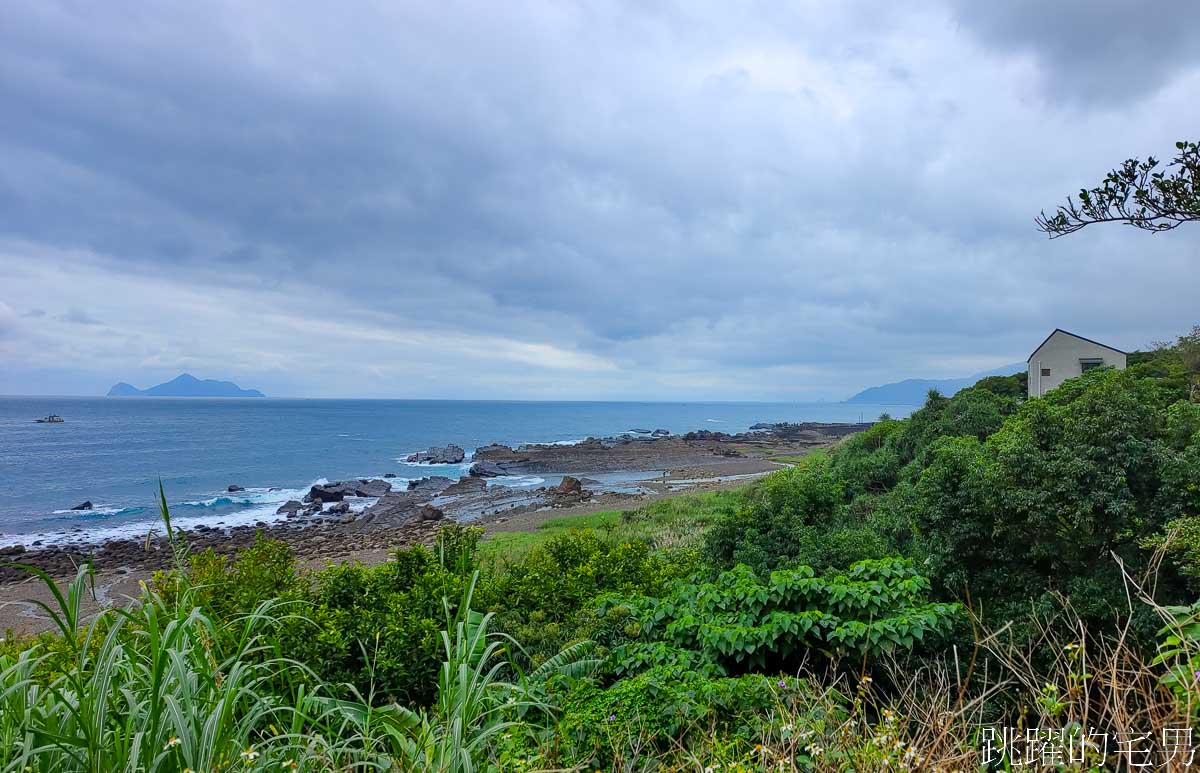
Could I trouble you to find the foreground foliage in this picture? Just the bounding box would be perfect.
[604,558,960,676]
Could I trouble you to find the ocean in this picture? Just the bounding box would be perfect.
[0,397,910,545]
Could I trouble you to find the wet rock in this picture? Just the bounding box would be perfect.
[469,461,505,478]
[407,476,455,495]
[442,476,486,496]
[416,504,445,522]
[383,473,397,478]
[553,476,583,495]
[651,428,671,437]
[406,444,465,464]
[70,501,93,511]
[474,443,513,456]
[227,484,244,492]
[358,491,423,527]
[327,501,351,515]
[356,479,393,497]
[305,483,348,503]
[276,500,304,516]
[305,479,391,502]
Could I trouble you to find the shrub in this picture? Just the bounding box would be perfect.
[551,667,812,768]
[602,557,960,676]
[281,529,480,707]
[152,532,299,620]
[907,368,1196,625]
[482,529,700,668]
[703,453,846,575]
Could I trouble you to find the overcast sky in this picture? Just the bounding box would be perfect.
[1,1,1197,400]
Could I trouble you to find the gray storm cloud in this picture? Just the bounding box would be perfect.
[0,0,1197,399]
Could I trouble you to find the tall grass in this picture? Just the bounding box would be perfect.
[320,571,598,772]
[0,489,596,772]
[0,562,351,771]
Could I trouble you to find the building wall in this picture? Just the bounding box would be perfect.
[1027,332,1127,397]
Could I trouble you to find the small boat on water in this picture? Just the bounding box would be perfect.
[34,414,64,423]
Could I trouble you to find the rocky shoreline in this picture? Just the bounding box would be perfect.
[0,422,870,584]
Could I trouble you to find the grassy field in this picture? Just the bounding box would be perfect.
[478,487,747,561]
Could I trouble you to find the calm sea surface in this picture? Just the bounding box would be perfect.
[0,397,909,544]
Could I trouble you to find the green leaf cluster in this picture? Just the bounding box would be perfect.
[603,557,960,674]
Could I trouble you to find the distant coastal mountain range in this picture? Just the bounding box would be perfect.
[107,374,265,398]
[846,363,1023,404]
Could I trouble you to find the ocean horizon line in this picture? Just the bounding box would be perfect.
[0,394,908,406]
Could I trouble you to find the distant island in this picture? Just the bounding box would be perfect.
[107,373,265,398]
[846,362,1023,404]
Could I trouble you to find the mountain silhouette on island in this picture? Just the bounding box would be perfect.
[846,362,1023,405]
[107,374,265,398]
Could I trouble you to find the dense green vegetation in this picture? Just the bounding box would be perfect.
[3,326,1199,770]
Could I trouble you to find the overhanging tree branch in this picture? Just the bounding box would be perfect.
[1036,140,1200,238]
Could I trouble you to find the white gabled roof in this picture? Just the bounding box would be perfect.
[1026,329,1127,363]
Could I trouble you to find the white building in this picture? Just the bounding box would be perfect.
[1027,329,1127,398]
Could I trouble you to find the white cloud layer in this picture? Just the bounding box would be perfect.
[0,1,1197,399]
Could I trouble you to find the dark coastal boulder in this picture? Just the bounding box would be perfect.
[305,483,349,503]
[553,476,583,495]
[276,500,304,516]
[416,504,445,522]
[682,429,730,441]
[227,484,244,493]
[70,501,93,511]
[358,491,423,528]
[474,444,513,456]
[651,428,671,437]
[443,476,486,496]
[407,476,455,495]
[327,501,351,515]
[383,472,398,478]
[549,475,589,506]
[406,444,465,464]
[304,479,392,502]
[469,461,505,478]
[355,479,393,498]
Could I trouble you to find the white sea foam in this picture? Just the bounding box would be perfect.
[517,437,589,447]
[0,477,377,550]
[493,475,545,488]
[51,505,137,517]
